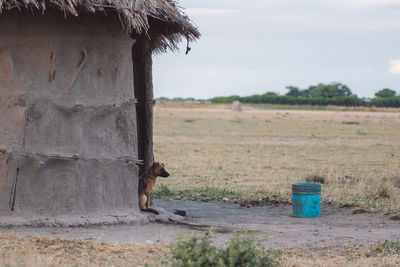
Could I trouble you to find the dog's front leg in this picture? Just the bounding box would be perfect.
[145,191,151,208]
[139,194,147,210]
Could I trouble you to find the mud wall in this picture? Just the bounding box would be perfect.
[0,10,144,225]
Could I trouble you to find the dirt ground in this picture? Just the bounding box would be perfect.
[1,200,399,249]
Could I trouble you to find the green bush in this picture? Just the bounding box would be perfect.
[165,230,279,267]
[220,231,277,267]
[382,241,400,255]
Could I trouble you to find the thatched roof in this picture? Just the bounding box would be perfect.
[0,0,200,52]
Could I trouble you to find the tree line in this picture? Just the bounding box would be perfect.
[211,83,400,107]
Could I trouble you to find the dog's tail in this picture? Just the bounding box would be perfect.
[140,208,159,215]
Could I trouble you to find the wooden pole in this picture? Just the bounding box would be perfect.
[132,36,154,176]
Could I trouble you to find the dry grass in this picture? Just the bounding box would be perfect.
[281,242,400,266]
[154,103,400,214]
[0,234,168,266]
[2,102,400,266]
[0,234,399,266]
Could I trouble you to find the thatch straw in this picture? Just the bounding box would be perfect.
[0,0,200,52]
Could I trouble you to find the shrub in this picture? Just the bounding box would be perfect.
[165,230,279,267]
[167,231,219,267]
[220,231,277,267]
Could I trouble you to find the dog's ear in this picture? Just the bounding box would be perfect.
[152,162,160,169]
[152,162,162,174]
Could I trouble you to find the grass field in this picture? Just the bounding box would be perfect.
[0,234,168,266]
[1,102,400,266]
[154,102,400,215]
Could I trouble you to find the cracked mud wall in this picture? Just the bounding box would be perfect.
[0,10,143,225]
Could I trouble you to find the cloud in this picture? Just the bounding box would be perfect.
[264,14,320,22]
[366,67,375,72]
[354,0,400,7]
[185,8,240,15]
[389,59,400,74]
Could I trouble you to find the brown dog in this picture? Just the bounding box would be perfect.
[138,162,169,214]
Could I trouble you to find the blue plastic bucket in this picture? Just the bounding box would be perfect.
[292,183,321,218]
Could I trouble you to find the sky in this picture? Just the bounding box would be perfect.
[153,0,400,99]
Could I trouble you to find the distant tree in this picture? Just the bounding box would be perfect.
[211,95,241,103]
[335,82,353,97]
[264,92,279,96]
[375,88,397,98]
[301,88,311,98]
[285,86,301,97]
[209,82,400,107]
[304,82,352,98]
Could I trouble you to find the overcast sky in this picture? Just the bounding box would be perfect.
[153,0,400,99]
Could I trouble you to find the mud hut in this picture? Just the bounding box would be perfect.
[0,0,199,226]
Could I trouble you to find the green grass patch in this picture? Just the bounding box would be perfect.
[342,121,360,125]
[356,130,368,135]
[381,241,400,255]
[154,185,242,202]
[184,119,197,123]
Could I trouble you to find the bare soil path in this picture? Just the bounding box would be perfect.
[1,200,399,248]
